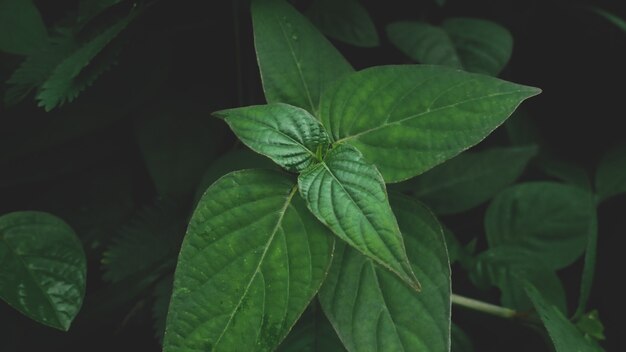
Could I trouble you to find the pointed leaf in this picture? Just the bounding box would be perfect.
[595,143,626,202]
[0,211,87,331]
[319,195,451,351]
[320,65,541,182]
[214,103,330,172]
[306,0,379,47]
[298,144,419,290]
[395,145,537,214]
[163,170,334,351]
[252,0,353,114]
[0,0,48,55]
[485,182,595,269]
[525,283,604,352]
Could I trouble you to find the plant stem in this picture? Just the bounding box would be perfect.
[451,293,518,319]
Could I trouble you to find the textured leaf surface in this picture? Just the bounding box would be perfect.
[485,182,595,269]
[396,145,537,214]
[387,22,462,69]
[320,65,540,182]
[469,246,566,313]
[0,211,86,331]
[214,103,329,172]
[525,283,604,352]
[0,0,47,55]
[298,144,419,289]
[164,170,334,352]
[319,195,451,352]
[306,0,379,47]
[252,0,353,114]
[595,143,626,202]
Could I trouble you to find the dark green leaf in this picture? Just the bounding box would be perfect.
[537,153,592,191]
[469,246,567,313]
[252,0,353,114]
[485,182,595,269]
[298,144,420,290]
[152,275,173,345]
[504,111,541,146]
[278,303,346,352]
[590,7,626,33]
[0,0,48,55]
[319,195,451,351]
[387,22,462,69]
[595,143,626,202]
[576,310,605,341]
[525,283,604,352]
[451,324,474,352]
[396,146,537,214]
[306,0,379,47]
[214,103,330,172]
[320,65,540,182]
[575,210,598,319]
[0,211,86,331]
[135,99,227,197]
[164,169,334,351]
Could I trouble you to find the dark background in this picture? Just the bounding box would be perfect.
[0,0,624,351]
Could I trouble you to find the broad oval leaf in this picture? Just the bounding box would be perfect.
[319,65,541,183]
[163,169,334,352]
[394,145,537,214]
[442,18,513,76]
[0,211,87,331]
[306,0,379,48]
[252,0,353,115]
[386,22,462,69]
[0,0,48,55]
[214,103,330,172]
[525,283,604,352]
[595,143,626,202]
[485,182,595,269]
[298,144,419,290]
[469,246,567,313]
[319,195,451,352]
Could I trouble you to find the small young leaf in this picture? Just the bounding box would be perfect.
[252,0,353,114]
[214,103,330,172]
[576,310,605,341]
[318,195,451,352]
[163,170,334,351]
[387,19,512,76]
[469,246,567,313]
[0,211,87,331]
[395,145,537,214]
[298,144,420,290]
[306,0,379,48]
[485,182,595,269]
[525,283,604,352]
[320,65,540,183]
[0,0,48,55]
[595,143,626,202]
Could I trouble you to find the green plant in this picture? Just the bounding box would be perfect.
[1,0,623,351]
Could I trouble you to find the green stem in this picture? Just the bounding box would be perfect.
[451,293,518,319]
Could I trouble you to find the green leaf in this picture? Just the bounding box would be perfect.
[387,19,513,76]
[278,303,346,352]
[575,210,598,319]
[595,143,626,202]
[318,195,451,351]
[485,182,595,269]
[101,201,186,283]
[298,144,420,290]
[163,169,334,351]
[0,211,87,331]
[451,324,473,352]
[306,0,379,48]
[135,99,228,197]
[576,310,605,341]
[395,146,537,214]
[214,103,330,172]
[152,275,173,344]
[469,246,567,313]
[252,0,353,114]
[386,22,462,69]
[525,283,604,352]
[320,65,540,183]
[0,0,48,55]
[590,7,626,34]
[442,18,513,76]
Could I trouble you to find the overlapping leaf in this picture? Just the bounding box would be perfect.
[0,211,86,331]
[298,144,419,290]
[163,170,334,351]
[306,0,379,47]
[320,65,540,182]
